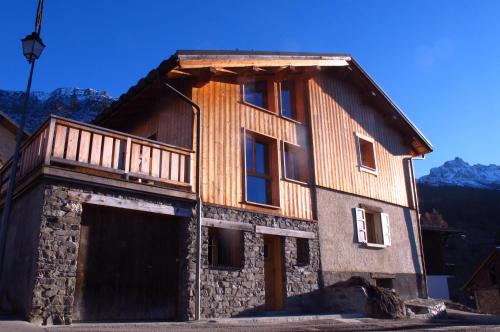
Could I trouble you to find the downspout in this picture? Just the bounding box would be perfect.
[162,83,202,320]
[408,156,429,299]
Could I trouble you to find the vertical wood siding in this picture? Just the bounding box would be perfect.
[193,80,313,220]
[308,73,413,207]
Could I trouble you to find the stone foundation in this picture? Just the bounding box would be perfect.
[201,205,321,317]
[2,180,194,325]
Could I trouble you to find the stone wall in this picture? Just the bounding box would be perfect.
[10,180,193,325]
[201,205,320,317]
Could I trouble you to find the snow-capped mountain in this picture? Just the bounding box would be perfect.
[0,88,115,133]
[418,157,500,190]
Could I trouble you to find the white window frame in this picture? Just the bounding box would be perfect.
[354,207,391,248]
[355,132,378,176]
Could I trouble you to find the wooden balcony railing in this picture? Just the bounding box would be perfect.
[0,116,194,196]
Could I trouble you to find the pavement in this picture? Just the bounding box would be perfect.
[1,311,500,332]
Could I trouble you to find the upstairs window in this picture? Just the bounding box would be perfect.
[208,228,243,269]
[356,133,377,174]
[355,207,391,247]
[243,80,269,110]
[283,142,309,183]
[245,131,279,207]
[280,80,296,119]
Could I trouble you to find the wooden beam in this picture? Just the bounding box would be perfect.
[42,166,196,201]
[178,58,350,69]
[194,67,217,88]
[274,66,296,82]
[67,190,192,217]
[255,225,315,239]
[201,217,253,231]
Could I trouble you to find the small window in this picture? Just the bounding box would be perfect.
[280,80,296,119]
[243,80,268,110]
[355,208,391,247]
[356,134,377,172]
[365,212,384,245]
[245,132,278,206]
[208,228,243,269]
[296,238,310,266]
[375,278,394,290]
[283,143,308,183]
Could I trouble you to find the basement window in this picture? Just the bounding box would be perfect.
[355,208,391,247]
[356,133,377,174]
[243,80,269,110]
[208,228,243,269]
[296,238,310,266]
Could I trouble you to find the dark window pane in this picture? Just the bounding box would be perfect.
[247,175,270,204]
[208,228,243,269]
[281,80,295,119]
[360,138,376,169]
[246,137,253,170]
[244,80,268,109]
[255,141,268,174]
[296,238,309,266]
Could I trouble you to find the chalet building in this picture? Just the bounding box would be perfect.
[0,50,432,325]
[0,111,29,168]
[463,248,500,314]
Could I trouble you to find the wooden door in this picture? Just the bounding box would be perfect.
[264,235,284,310]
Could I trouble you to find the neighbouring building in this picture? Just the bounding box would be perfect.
[0,110,29,168]
[463,248,500,314]
[0,50,432,325]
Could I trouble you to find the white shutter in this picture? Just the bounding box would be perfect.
[381,213,391,246]
[355,208,367,243]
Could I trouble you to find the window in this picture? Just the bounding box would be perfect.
[356,133,377,173]
[296,238,310,266]
[208,228,243,269]
[280,80,296,119]
[243,80,269,110]
[355,208,391,247]
[245,132,278,206]
[376,278,394,290]
[283,142,308,183]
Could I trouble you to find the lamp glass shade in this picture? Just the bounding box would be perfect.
[21,33,45,62]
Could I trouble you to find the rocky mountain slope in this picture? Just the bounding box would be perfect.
[418,158,500,307]
[418,157,500,190]
[0,88,115,133]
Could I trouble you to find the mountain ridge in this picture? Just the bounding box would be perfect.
[418,157,500,190]
[0,87,115,133]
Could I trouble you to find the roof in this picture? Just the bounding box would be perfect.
[462,247,500,290]
[0,110,30,138]
[96,50,432,155]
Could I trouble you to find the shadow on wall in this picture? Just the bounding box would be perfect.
[403,207,425,298]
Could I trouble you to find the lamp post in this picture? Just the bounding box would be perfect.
[0,0,45,275]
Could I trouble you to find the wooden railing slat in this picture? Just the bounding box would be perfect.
[90,133,103,166]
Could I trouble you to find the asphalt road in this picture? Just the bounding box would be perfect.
[1,311,500,332]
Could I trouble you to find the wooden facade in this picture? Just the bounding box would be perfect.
[308,73,415,208]
[97,51,432,221]
[194,81,313,220]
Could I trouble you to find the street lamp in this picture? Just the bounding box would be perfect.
[0,0,45,276]
[21,32,45,63]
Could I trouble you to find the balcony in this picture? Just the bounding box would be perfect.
[0,116,195,200]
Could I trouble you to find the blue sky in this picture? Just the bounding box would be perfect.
[1,1,500,177]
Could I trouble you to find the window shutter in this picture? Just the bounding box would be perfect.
[355,208,367,243]
[381,213,391,246]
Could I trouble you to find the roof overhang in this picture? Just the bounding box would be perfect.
[96,50,432,155]
[0,110,30,139]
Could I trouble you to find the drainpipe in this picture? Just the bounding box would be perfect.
[162,83,202,320]
[408,156,429,299]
